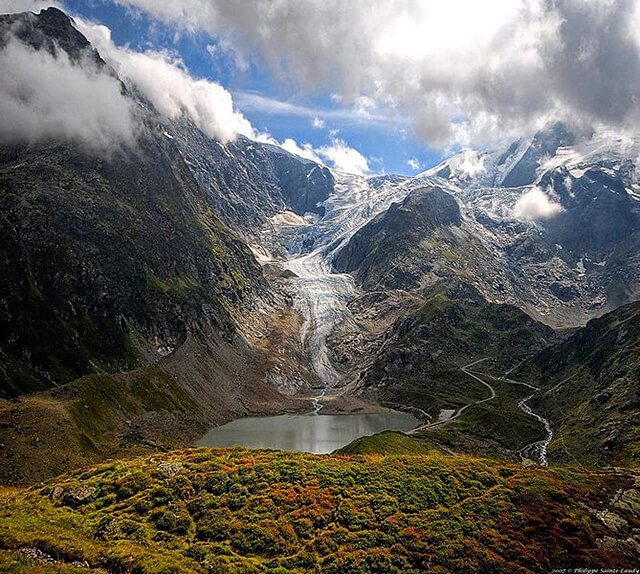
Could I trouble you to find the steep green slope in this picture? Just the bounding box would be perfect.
[0,8,316,487]
[0,133,266,396]
[514,301,640,467]
[0,448,638,574]
[0,8,267,397]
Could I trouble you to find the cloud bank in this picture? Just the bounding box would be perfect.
[76,19,254,143]
[0,34,136,151]
[113,0,640,149]
[77,19,371,170]
[0,4,374,169]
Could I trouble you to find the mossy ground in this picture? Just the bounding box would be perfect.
[0,448,638,573]
[336,431,436,455]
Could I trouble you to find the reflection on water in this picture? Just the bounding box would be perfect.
[196,412,418,454]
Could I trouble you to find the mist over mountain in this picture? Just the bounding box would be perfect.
[0,4,639,573]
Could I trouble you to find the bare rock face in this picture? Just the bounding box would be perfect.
[49,484,97,508]
[156,461,183,478]
[166,119,334,239]
[333,186,462,289]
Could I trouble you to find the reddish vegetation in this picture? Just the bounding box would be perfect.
[0,448,638,573]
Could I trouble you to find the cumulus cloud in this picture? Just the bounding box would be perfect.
[276,135,370,175]
[76,18,255,143]
[406,158,421,171]
[0,34,136,151]
[312,116,325,129]
[317,138,370,175]
[113,0,640,149]
[279,138,322,163]
[513,187,563,221]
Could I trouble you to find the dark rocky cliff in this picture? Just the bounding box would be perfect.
[0,8,268,397]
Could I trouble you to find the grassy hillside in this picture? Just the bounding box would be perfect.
[0,325,309,486]
[352,281,555,458]
[0,448,638,573]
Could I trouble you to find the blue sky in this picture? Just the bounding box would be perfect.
[61,0,442,175]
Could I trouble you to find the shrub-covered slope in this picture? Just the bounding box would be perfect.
[0,448,638,574]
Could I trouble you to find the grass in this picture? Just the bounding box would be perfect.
[0,365,199,486]
[336,431,436,455]
[0,448,638,573]
[378,365,547,458]
[513,301,640,467]
[145,269,200,299]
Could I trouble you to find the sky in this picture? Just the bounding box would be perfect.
[2,0,640,175]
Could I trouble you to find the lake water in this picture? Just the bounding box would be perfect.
[196,412,418,454]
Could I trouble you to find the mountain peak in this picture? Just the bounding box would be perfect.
[0,5,92,60]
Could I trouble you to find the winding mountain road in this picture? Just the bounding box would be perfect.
[409,359,555,467]
[410,358,496,433]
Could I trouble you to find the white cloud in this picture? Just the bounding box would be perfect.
[513,187,563,221]
[205,39,249,72]
[312,116,325,129]
[279,138,322,163]
[233,90,396,126]
[0,34,136,152]
[406,158,421,171]
[456,149,486,178]
[113,0,640,149]
[270,135,370,175]
[353,95,377,118]
[76,18,254,143]
[317,138,370,175]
